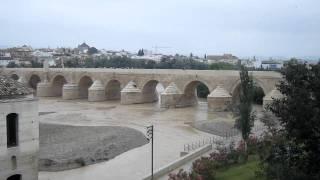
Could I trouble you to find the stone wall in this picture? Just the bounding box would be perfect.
[0,97,39,180]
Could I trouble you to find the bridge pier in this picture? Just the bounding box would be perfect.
[37,82,54,97]
[62,83,80,100]
[160,82,183,108]
[121,81,142,104]
[88,80,106,102]
[176,94,198,107]
[207,85,232,112]
[263,87,283,109]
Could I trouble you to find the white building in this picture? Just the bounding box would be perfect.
[32,50,56,66]
[77,43,90,54]
[0,60,16,67]
[0,59,16,67]
[206,54,239,65]
[131,54,163,62]
[240,59,255,68]
[261,60,283,70]
[0,52,15,67]
[0,75,39,180]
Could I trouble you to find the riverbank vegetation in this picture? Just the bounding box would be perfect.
[257,60,320,180]
[168,136,262,180]
[62,56,233,70]
[215,155,260,180]
[236,65,255,156]
[168,60,320,180]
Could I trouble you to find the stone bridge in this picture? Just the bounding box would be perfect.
[1,68,281,111]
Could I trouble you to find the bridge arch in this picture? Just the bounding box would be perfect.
[76,72,96,83]
[78,75,93,99]
[141,80,164,103]
[105,79,121,100]
[28,74,41,90]
[179,80,211,106]
[231,77,267,105]
[230,77,267,96]
[10,74,19,80]
[7,174,21,180]
[51,75,67,97]
[183,80,211,97]
[50,72,72,83]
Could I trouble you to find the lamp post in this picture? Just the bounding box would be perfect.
[146,125,154,180]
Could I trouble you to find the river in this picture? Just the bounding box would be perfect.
[37,94,263,180]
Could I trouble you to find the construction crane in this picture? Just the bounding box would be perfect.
[152,46,171,54]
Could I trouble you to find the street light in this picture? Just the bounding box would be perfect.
[146,125,154,180]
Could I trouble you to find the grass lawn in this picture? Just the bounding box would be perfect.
[215,156,263,180]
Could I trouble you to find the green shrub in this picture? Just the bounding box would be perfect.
[192,157,216,179]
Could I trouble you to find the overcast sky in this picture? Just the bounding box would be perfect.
[0,0,319,57]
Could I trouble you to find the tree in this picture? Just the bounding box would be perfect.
[87,47,98,55]
[84,58,95,68]
[137,49,144,56]
[30,60,43,68]
[145,60,156,69]
[263,60,320,179]
[64,58,80,68]
[19,62,29,67]
[252,85,265,105]
[209,62,237,70]
[137,49,141,56]
[7,61,19,68]
[236,65,255,155]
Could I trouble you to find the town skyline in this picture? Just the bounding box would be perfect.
[0,43,319,61]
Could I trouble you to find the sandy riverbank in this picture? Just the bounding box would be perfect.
[39,123,148,171]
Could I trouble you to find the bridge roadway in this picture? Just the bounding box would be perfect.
[1,68,281,111]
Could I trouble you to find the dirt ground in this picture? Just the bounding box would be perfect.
[39,123,148,171]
